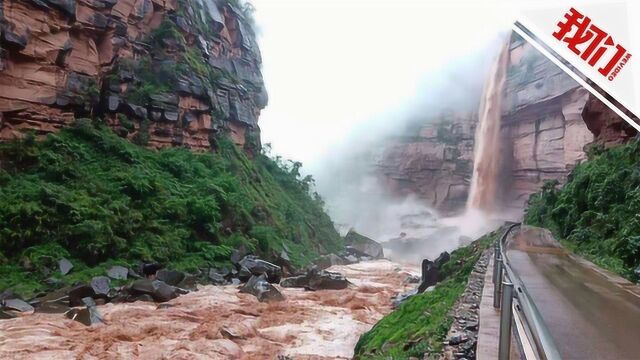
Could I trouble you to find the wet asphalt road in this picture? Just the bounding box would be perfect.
[505,226,640,360]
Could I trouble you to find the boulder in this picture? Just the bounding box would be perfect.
[2,298,34,313]
[239,274,284,302]
[315,254,346,270]
[156,269,185,286]
[128,279,182,303]
[59,258,74,275]
[238,255,282,283]
[177,274,199,290]
[65,297,103,326]
[68,284,96,307]
[279,275,309,288]
[32,289,71,314]
[434,251,451,268]
[0,311,16,319]
[106,265,128,280]
[344,230,384,259]
[274,250,297,277]
[207,269,227,285]
[238,266,252,282]
[418,259,439,293]
[307,269,349,290]
[280,268,349,291]
[141,263,163,277]
[90,276,111,296]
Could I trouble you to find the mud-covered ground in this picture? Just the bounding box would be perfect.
[0,260,418,359]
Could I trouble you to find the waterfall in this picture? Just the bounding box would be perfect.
[466,40,511,212]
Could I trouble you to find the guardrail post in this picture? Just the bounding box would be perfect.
[499,281,514,360]
[493,257,503,308]
[493,242,500,284]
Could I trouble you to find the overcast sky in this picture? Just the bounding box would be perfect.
[250,0,516,170]
[250,0,620,174]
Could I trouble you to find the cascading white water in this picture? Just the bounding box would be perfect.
[466,40,511,213]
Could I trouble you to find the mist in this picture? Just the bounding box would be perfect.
[311,43,508,262]
[251,0,518,262]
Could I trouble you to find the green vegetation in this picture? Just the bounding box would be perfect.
[354,230,498,359]
[120,57,177,105]
[147,19,185,47]
[182,48,210,78]
[0,121,342,297]
[526,140,640,280]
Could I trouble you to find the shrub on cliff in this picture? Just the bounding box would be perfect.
[525,139,640,279]
[0,120,342,296]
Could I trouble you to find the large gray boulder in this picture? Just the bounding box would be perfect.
[58,258,73,275]
[238,255,282,283]
[156,270,185,286]
[65,297,103,326]
[128,279,183,303]
[239,274,284,302]
[344,230,384,259]
[107,265,129,280]
[280,267,349,291]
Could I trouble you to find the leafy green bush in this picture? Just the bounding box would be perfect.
[525,140,640,280]
[0,121,342,296]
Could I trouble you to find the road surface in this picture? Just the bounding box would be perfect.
[506,226,640,360]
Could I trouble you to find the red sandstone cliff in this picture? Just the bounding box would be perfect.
[378,32,635,214]
[0,0,267,150]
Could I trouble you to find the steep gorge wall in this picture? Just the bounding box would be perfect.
[378,111,476,213]
[0,0,267,150]
[378,33,635,214]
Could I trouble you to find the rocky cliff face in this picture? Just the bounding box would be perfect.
[501,35,635,211]
[378,111,476,213]
[0,0,267,150]
[378,32,635,214]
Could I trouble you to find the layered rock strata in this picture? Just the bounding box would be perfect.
[0,0,267,150]
[378,111,477,213]
[378,33,635,213]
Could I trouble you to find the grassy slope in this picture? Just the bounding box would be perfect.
[353,230,497,359]
[525,140,640,280]
[0,120,342,297]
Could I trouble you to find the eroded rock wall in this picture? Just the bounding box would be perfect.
[378,33,635,214]
[378,111,476,213]
[0,0,267,150]
[500,35,594,211]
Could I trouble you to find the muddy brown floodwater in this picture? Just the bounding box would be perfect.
[0,260,418,360]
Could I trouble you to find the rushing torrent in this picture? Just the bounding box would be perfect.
[0,260,418,360]
[466,39,511,213]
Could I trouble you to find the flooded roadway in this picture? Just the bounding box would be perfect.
[506,226,640,360]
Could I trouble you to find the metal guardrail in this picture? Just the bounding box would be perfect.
[493,223,562,360]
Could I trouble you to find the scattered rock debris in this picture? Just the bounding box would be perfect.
[439,248,491,359]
